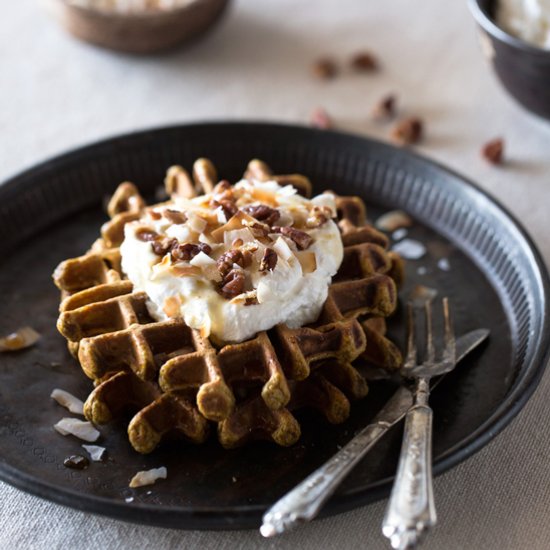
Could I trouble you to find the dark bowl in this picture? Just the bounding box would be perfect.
[469,0,550,120]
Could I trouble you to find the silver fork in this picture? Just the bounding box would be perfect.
[382,298,456,550]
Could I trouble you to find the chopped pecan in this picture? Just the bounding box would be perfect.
[272,226,314,250]
[135,228,159,242]
[391,117,423,145]
[242,205,281,226]
[171,242,212,262]
[249,222,271,240]
[152,238,177,257]
[351,51,378,72]
[371,94,396,121]
[220,269,245,299]
[211,199,238,220]
[217,249,252,278]
[312,58,338,80]
[163,209,187,224]
[259,248,278,272]
[306,207,330,228]
[149,210,162,221]
[481,138,504,165]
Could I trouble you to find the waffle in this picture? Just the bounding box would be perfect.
[53,159,402,452]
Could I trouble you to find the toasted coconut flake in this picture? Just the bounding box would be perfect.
[296,251,317,273]
[0,327,40,352]
[376,210,413,232]
[437,258,451,271]
[187,212,208,234]
[82,444,107,462]
[129,467,167,488]
[169,265,202,278]
[51,389,84,415]
[54,418,100,442]
[392,238,426,260]
[163,296,182,317]
[211,211,257,242]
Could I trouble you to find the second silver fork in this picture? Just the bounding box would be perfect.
[382,298,456,550]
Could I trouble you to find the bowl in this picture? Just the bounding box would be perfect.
[469,0,550,120]
[44,0,230,54]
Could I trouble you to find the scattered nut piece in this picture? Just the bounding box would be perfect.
[242,205,280,226]
[391,117,423,145]
[272,227,313,250]
[312,58,338,80]
[171,242,212,262]
[152,238,177,257]
[135,227,159,242]
[129,467,167,488]
[481,138,504,165]
[260,248,278,272]
[64,455,89,470]
[371,94,397,121]
[310,107,332,129]
[0,327,40,352]
[51,389,85,415]
[220,269,246,299]
[375,210,413,232]
[163,209,187,224]
[54,418,100,442]
[351,51,378,72]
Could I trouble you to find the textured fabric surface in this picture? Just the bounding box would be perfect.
[1,0,550,548]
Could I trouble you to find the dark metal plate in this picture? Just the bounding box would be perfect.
[0,122,548,530]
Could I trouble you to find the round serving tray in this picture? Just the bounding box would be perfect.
[0,122,548,529]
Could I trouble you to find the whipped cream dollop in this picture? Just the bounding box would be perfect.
[120,178,344,343]
[496,0,550,49]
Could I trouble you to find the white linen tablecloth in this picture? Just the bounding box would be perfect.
[1,0,550,548]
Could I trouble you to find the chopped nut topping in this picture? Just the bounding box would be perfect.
[272,226,314,250]
[220,269,245,299]
[248,222,271,240]
[135,227,159,242]
[151,238,177,257]
[211,199,238,220]
[149,210,162,221]
[64,455,89,470]
[371,94,397,121]
[391,117,423,145]
[312,58,338,80]
[306,206,331,228]
[171,242,212,262]
[163,209,187,224]
[242,205,281,226]
[244,295,259,306]
[351,51,378,71]
[259,248,278,272]
[217,249,252,278]
[481,138,504,165]
[232,238,244,248]
[212,179,232,195]
[310,107,332,129]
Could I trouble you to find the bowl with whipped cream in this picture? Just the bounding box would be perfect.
[469,0,550,120]
[44,0,230,53]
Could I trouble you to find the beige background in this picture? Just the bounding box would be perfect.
[1,0,550,548]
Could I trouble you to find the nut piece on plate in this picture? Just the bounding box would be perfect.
[371,94,397,121]
[481,138,504,165]
[312,58,338,80]
[391,117,423,145]
[350,51,379,72]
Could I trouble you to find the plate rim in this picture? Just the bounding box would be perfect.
[1,120,549,530]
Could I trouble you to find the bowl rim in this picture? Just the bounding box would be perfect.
[57,0,226,20]
[468,0,550,56]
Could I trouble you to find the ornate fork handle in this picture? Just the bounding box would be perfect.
[382,379,436,550]
[261,419,397,537]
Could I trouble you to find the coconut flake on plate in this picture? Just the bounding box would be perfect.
[51,389,85,415]
[129,467,167,488]
[392,228,408,241]
[54,418,100,442]
[438,258,451,271]
[82,444,107,462]
[0,327,40,352]
[392,238,426,260]
[375,210,413,232]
